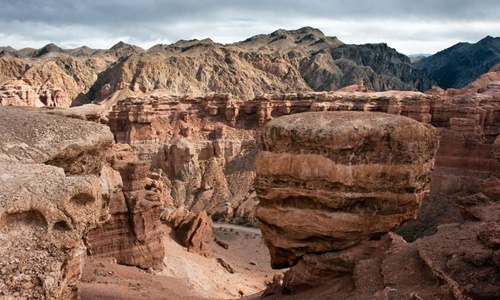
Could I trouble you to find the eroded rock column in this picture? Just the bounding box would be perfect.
[255,111,439,268]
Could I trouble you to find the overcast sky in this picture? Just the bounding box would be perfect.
[1,0,499,55]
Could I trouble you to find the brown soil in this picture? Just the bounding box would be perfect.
[79,223,274,299]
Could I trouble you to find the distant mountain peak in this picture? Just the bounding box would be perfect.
[33,43,64,57]
[109,41,145,53]
[110,41,129,50]
[414,35,500,89]
[478,35,500,45]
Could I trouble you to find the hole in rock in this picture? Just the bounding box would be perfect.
[53,220,72,231]
[369,233,383,241]
[70,193,95,206]
[0,210,48,234]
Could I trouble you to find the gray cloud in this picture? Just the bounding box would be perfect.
[1,0,499,54]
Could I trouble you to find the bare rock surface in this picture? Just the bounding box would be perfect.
[107,88,500,230]
[0,106,113,298]
[1,27,433,108]
[417,192,500,300]
[254,111,439,268]
[85,143,165,269]
[0,79,70,107]
[251,107,499,299]
[0,106,113,177]
[166,208,213,255]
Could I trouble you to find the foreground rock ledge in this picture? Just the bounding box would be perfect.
[255,111,439,268]
[0,106,114,299]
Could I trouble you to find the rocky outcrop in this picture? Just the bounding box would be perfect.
[0,106,113,299]
[165,208,213,255]
[418,198,500,299]
[0,106,167,298]
[85,144,165,269]
[107,94,258,223]
[106,89,500,228]
[256,110,499,299]
[0,79,70,107]
[254,111,439,268]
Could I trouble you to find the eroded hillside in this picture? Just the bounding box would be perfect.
[0,27,433,107]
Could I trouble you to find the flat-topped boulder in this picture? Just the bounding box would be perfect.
[254,111,439,268]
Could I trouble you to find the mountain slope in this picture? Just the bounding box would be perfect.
[0,27,435,106]
[414,36,500,89]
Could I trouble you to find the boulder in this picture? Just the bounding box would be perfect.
[254,111,439,268]
[167,208,212,255]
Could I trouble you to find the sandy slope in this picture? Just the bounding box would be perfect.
[80,223,275,299]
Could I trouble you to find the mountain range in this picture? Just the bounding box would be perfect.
[0,27,499,106]
[414,36,500,89]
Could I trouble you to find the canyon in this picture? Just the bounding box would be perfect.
[1,82,499,298]
[0,29,500,299]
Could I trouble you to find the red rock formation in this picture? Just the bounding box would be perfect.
[85,144,165,269]
[165,207,212,255]
[254,111,439,268]
[255,109,498,299]
[0,78,70,107]
[106,88,500,229]
[0,79,43,106]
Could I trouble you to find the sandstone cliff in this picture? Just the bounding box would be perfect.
[85,144,165,269]
[106,86,500,229]
[0,107,165,298]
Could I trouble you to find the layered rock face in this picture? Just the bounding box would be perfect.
[108,94,259,223]
[0,106,166,298]
[107,88,500,227]
[0,106,113,299]
[255,111,499,299]
[254,111,439,268]
[0,78,70,107]
[85,144,165,269]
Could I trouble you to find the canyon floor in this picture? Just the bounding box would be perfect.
[79,223,273,299]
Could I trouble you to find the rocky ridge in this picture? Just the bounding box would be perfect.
[414,36,500,89]
[0,27,433,108]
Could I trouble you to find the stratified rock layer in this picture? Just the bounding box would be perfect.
[254,111,439,268]
[85,144,165,269]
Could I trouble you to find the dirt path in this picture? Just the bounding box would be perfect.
[212,223,261,235]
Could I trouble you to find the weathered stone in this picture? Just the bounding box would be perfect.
[0,106,113,299]
[254,111,439,268]
[106,89,500,226]
[167,208,212,255]
[85,144,165,269]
